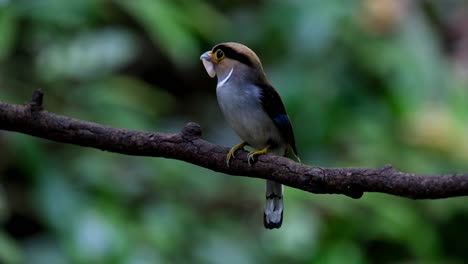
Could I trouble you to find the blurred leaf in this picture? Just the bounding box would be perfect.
[0,6,16,61]
[141,203,194,256]
[60,75,175,130]
[178,1,228,39]
[124,245,164,264]
[23,236,66,264]
[68,209,128,263]
[0,232,22,264]
[194,232,257,264]
[34,170,86,233]
[116,0,199,67]
[36,28,139,81]
[12,0,103,29]
[313,240,365,264]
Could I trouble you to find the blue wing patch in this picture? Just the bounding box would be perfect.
[257,82,298,156]
[272,114,297,155]
[273,114,291,131]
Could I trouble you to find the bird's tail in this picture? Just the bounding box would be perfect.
[264,180,283,229]
[263,146,297,229]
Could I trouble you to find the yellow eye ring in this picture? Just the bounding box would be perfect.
[215,49,224,60]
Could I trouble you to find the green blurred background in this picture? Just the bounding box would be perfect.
[2,0,468,263]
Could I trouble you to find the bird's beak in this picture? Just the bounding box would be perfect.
[200,51,216,78]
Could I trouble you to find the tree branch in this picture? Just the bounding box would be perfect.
[1,90,468,199]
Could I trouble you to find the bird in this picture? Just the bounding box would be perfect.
[200,42,299,229]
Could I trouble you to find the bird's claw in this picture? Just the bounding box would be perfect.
[247,145,270,166]
[247,153,258,166]
[226,152,233,167]
[226,142,247,167]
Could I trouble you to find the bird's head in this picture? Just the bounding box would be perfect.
[200,42,265,83]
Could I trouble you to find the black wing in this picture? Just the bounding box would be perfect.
[257,82,298,156]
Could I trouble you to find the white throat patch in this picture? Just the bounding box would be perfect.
[217,68,234,87]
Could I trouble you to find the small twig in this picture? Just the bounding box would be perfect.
[27,89,44,112]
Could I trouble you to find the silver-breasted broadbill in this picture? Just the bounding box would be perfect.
[200,42,299,229]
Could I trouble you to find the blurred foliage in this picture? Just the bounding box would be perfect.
[2,0,468,263]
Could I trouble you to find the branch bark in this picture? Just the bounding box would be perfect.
[1,90,468,199]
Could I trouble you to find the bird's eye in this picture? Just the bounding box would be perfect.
[215,49,224,60]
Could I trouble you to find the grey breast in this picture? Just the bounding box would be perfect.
[216,82,282,149]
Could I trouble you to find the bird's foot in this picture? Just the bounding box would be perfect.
[247,145,270,166]
[226,142,247,167]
